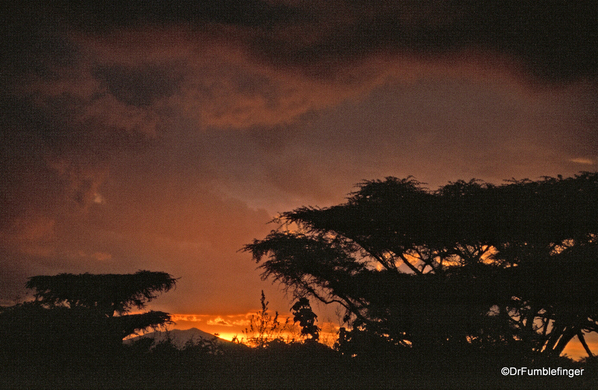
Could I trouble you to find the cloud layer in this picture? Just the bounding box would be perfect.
[1,2,596,326]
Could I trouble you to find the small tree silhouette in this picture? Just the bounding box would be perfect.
[291,297,319,342]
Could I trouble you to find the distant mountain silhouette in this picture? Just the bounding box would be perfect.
[126,327,247,350]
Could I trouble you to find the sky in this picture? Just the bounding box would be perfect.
[1,1,597,349]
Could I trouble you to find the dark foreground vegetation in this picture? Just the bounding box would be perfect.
[0,319,595,389]
[1,172,597,388]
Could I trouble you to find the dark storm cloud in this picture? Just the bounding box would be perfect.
[466,1,598,82]
[51,0,302,30]
[0,3,79,84]
[29,0,598,83]
[261,0,598,83]
[0,0,596,326]
[92,64,184,107]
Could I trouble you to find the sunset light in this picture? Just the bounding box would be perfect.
[1,1,597,388]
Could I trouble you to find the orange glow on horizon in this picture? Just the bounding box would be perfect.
[168,313,596,359]
[169,312,340,347]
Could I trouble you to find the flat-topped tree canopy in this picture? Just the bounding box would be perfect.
[278,172,598,257]
[26,270,178,317]
[245,172,598,357]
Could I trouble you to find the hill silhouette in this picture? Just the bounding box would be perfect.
[126,327,248,351]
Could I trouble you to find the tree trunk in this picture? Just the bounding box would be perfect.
[542,322,564,354]
[577,331,594,358]
[551,326,577,357]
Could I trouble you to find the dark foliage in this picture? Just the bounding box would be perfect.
[0,324,592,389]
[26,270,177,316]
[0,270,176,377]
[0,293,595,388]
[245,172,598,360]
[291,297,320,342]
[0,174,597,388]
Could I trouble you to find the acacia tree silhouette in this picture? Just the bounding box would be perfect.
[26,270,177,317]
[1,270,177,363]
[244,172,598,358]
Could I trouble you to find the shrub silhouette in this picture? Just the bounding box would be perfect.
[242,290,292,348]
[291,297,320,342]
